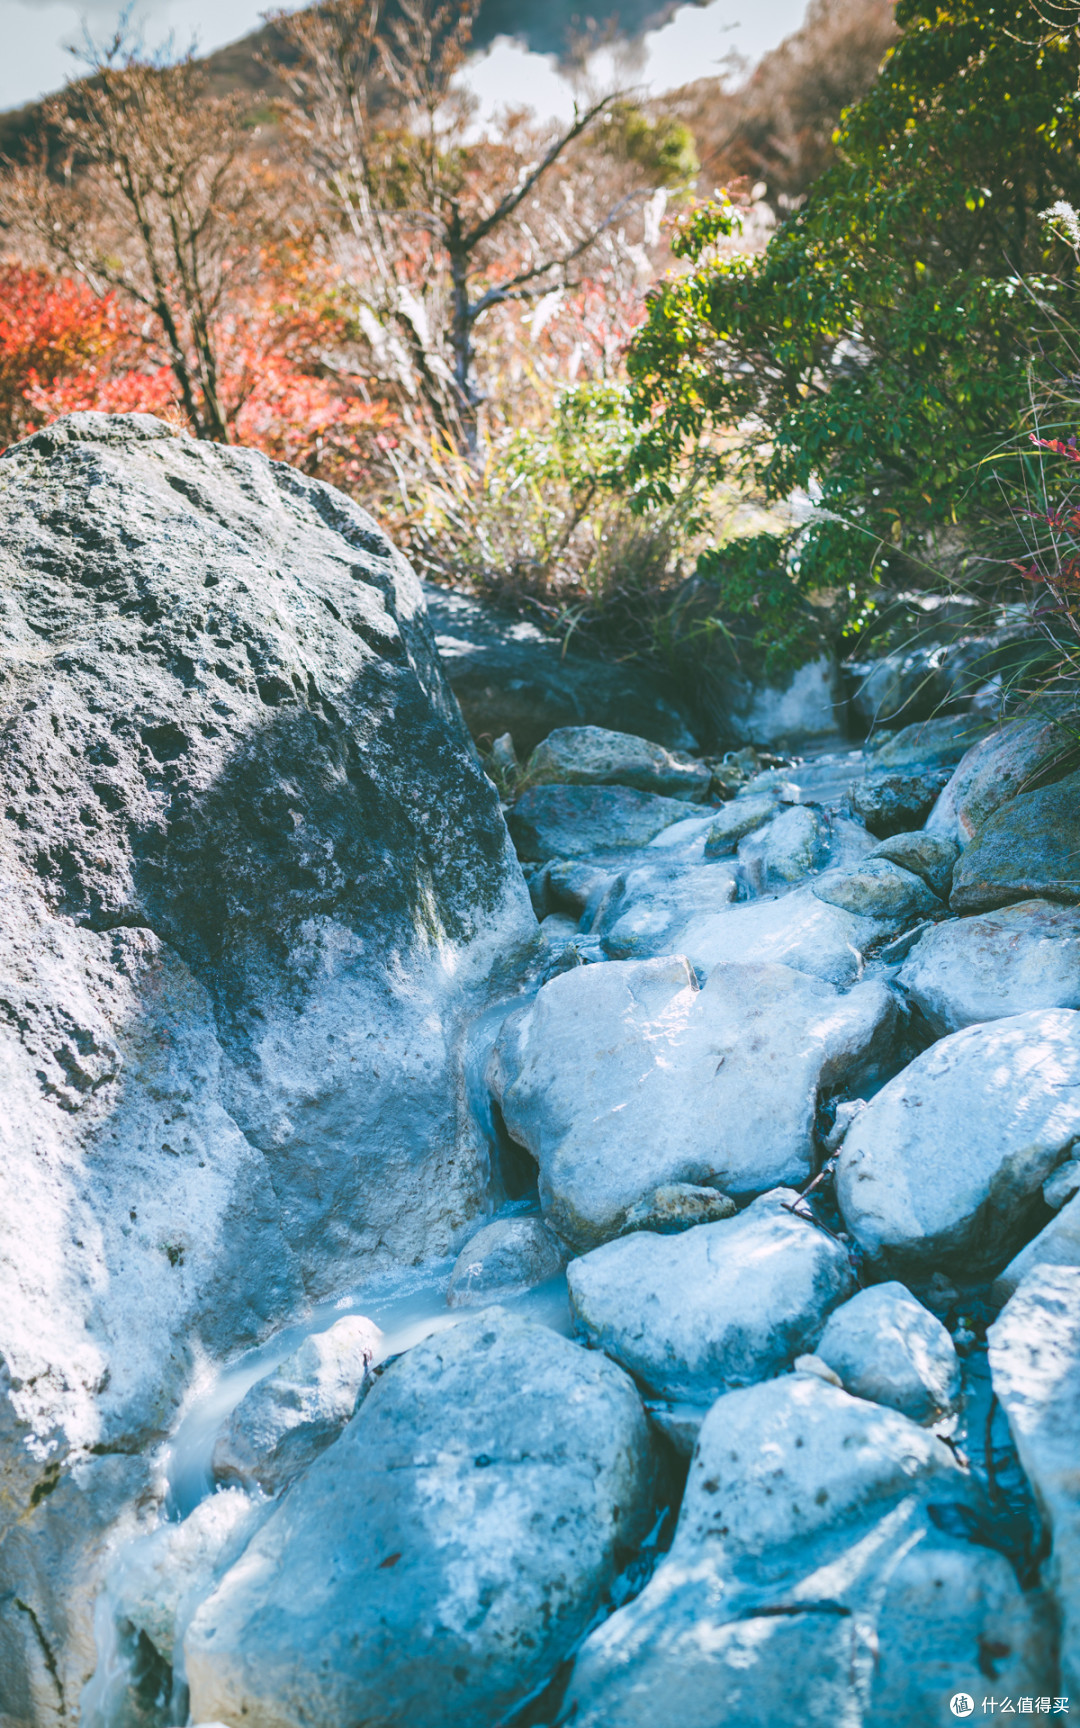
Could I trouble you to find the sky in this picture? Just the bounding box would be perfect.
[0,0,810,118]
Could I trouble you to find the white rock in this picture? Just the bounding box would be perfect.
[994,1190,1080,1307]
[593,856,738,959]
[663,883,899,988]
[812,858,941,922]
[560,1375,1046,1726]
[211,1316,381,1494]
[899,899,1080,1033]
[702,794,779,855]
[185,1310,657,1728]
[814,1282,960,1423]
[989,1265,1080,1697]
[445,1215,568,1306]
[736,804,828,895]
[1045,1159,1080,1210]
[836,1008,1080,1275]
[108,1490,263,1663]
[567,1190,856,1402]
[488,957,900,1249]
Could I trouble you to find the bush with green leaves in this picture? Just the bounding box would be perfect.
[625,0,1080,660]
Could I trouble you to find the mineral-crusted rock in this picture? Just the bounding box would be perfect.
[559,1375,1048,1726]
[488,957,899,1250]
[567,1190,855,1402]
[836,1008,1080,1275]
[0,413,536,1707]
[445,1215,568,1306]
[813,1281,960,1423]
[185,1310,657,1728]
[867,830,960,900]
[989,1265,1080,1696]
[899,899,1080,1033]
[211,1317,382,1494]
[927,714,1080,845]
[506,783,694,861]
[950,770,1080,910]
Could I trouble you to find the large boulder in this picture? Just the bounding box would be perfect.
[523,725,710,801]
[560,1375,1048,1726]
[899,900,1080,1033]
[836,1009,1080,1276]
[184,1309,658,1728]
[927,713,1080,845]
[422,582,697,756]
[711,655,844,749]
[950,770,1080,911]
[488,957,900,1250]
[989,1265,1080,1697]
[567,1189,855,1402]
[0,415,536,1707]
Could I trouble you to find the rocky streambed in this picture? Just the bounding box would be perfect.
[2,415,1080,1726]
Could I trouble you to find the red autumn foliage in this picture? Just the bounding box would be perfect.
[0,258,397,488]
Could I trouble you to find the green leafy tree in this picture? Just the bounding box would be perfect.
[625,0,1080,653]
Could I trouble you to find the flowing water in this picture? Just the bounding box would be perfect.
[80,978,568,1727]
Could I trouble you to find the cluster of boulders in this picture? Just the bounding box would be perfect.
[4,420,1080,1728]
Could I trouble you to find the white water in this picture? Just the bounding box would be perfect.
[80,1202,571,1728]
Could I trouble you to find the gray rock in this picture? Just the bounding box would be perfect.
[736,804,828,895]
[847,646,945,730]
[994,1190,1080,1306]
[488,957,900,1250]
[185,1310,657,1728]
[422,581,697,756]
[560,1374,1047,1727]
[950,770,1080,911]
[702,793,779,855]
[927,713,1080,845]
[989,1265,1080,1697]
[814,1282,960,1423]
[869,713,994,772]
[0,414,537,1705]
[899,899,1080,1034]
[506,783,695,861]
[836,1008,1080,1276]
[211,1317,381,1494]
[812,858,942,922]
[567,1189,855,1402]
[868,830,960,899]
[445,1215,568,1306]
[620,1183,736,1236]
[851,767,951,836]
[524,725,710,801]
